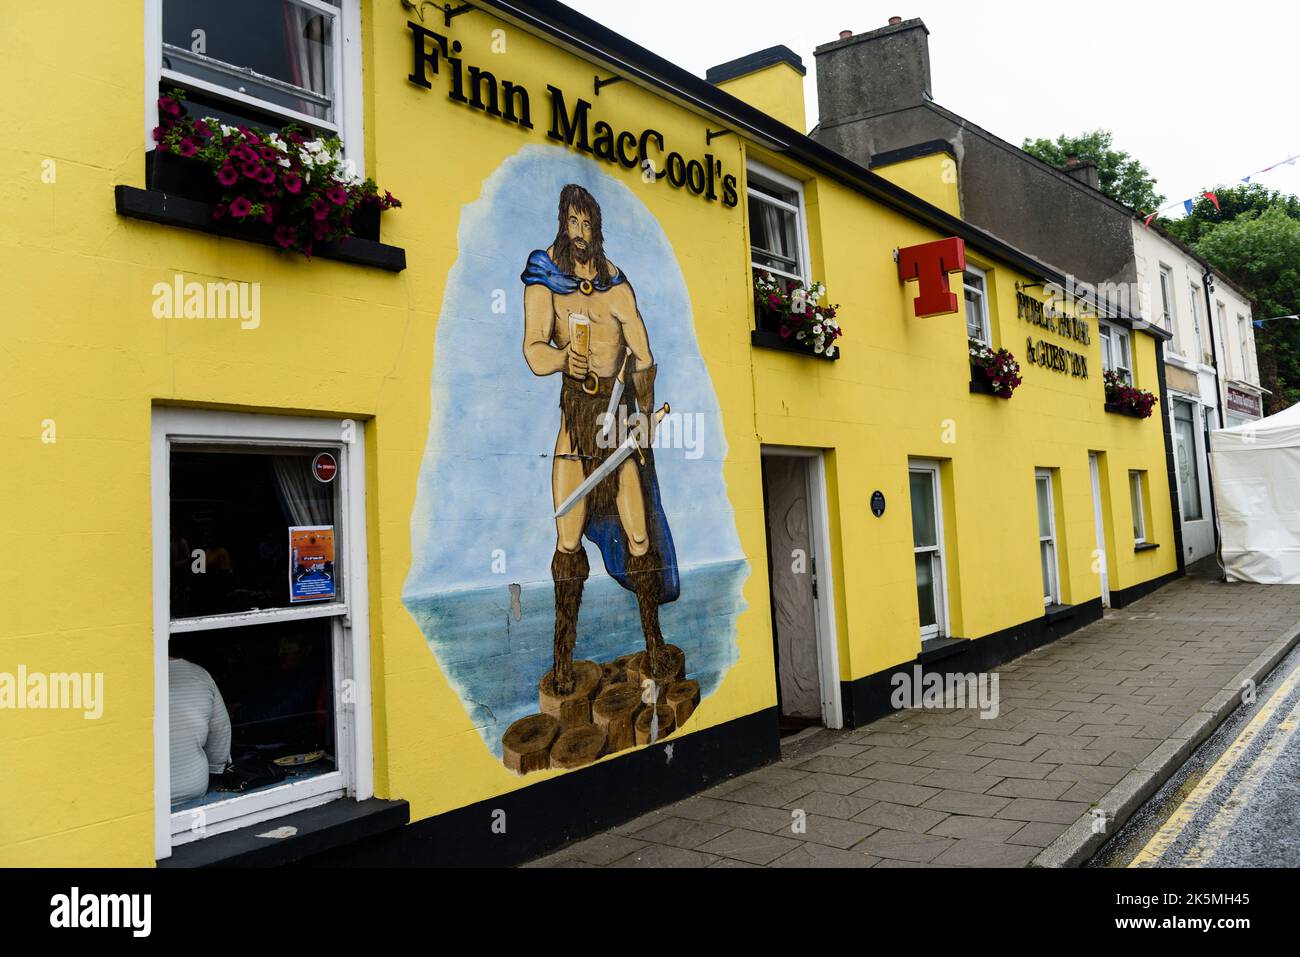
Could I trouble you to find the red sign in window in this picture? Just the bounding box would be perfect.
[312,452,339,485]
[898,237,967,318]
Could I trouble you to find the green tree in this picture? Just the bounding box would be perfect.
[1022,130,1165,213]
[1166,182,1300,244]
[1195,207,1300,412]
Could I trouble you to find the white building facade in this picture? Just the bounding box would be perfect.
[1131,222,1263,565]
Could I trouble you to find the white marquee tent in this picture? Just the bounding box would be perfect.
[1211,402,1300,584]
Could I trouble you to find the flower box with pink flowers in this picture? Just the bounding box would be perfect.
[148,90,400,259]
[751,270,842,360]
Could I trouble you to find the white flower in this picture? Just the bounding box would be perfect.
[278,157,292,168]
[220,124,237,137]
[826,346,837,358]
[813,324,823,335]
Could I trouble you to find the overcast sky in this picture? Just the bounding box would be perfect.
[564,0,1300,215]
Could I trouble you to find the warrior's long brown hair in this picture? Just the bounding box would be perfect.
[552,184,612,283]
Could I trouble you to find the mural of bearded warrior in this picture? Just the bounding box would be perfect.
[521,184,680,696]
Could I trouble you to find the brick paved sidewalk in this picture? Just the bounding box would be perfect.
[523,568,1300,868]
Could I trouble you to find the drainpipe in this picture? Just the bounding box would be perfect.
[1202,268,1226,430]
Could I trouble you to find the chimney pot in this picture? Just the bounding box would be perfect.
[888,16,903,25]
[839,30,853,39]
[1066,153,1080,168]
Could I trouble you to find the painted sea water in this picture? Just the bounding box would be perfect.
[405,559,747,757]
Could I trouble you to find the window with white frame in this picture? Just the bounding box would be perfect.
[151,0,362,153]
[152,408,372,859]
[1035,469,1060,607]
[1129,470,1148,544]
[1099,322,1133,384]
[909,463,948,642]
[748,163,808,289]
[1158,264,1178,349]
[1188,283,1204,360]
[1238,314,1256,382]
[964,266,991,346]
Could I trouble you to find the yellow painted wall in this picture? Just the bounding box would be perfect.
[872,151,963,219]
[0,1,1176,866]
[745,151,1176,684]
[714,63,808,133]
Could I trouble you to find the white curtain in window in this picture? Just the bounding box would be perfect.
[273,456,333,528]
[282,1,329,118]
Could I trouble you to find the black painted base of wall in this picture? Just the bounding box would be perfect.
[1110,570,1181,610]
[296,707,781,868]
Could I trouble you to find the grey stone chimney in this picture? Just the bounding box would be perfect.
[814,18,931,127]
[1062,155,1101,191]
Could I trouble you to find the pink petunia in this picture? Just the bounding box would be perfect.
[158,96,182,117]
[274,225,297,248]
[326,186,348,206]
[311,197,331,221]
[217,165,238,187]
[176,137,198,157]
[256,165,276,185]
[229,196,253,218]
[241,159,262,179]
[283,173,303,194]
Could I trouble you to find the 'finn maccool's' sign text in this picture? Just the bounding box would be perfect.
[406,22,739,208]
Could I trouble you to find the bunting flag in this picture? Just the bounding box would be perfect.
[1141,151,1300,225]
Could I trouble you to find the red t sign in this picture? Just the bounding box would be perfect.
[897,237,967,318]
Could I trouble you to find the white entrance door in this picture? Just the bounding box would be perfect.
[760,449,842,729]
[1089,453,1110,608]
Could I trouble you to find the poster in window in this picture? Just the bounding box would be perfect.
[289,525,336,603]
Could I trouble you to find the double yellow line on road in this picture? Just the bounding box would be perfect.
[1129,664,1300,867]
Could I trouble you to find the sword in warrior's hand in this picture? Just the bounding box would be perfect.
[599,348,632,446]
[554,404,670,519]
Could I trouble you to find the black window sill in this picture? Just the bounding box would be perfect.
[969,364,1014,398]
[157,797,408,868]
[969,377,1011,398]
[1045,604,1075,625]
[1135,542,1160,553]
[1104,403,1149,420]
[751,329,840,360]
[115,186,407,272]
[918,636,966,664]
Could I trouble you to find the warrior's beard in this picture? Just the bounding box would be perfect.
[554,232,608,279]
